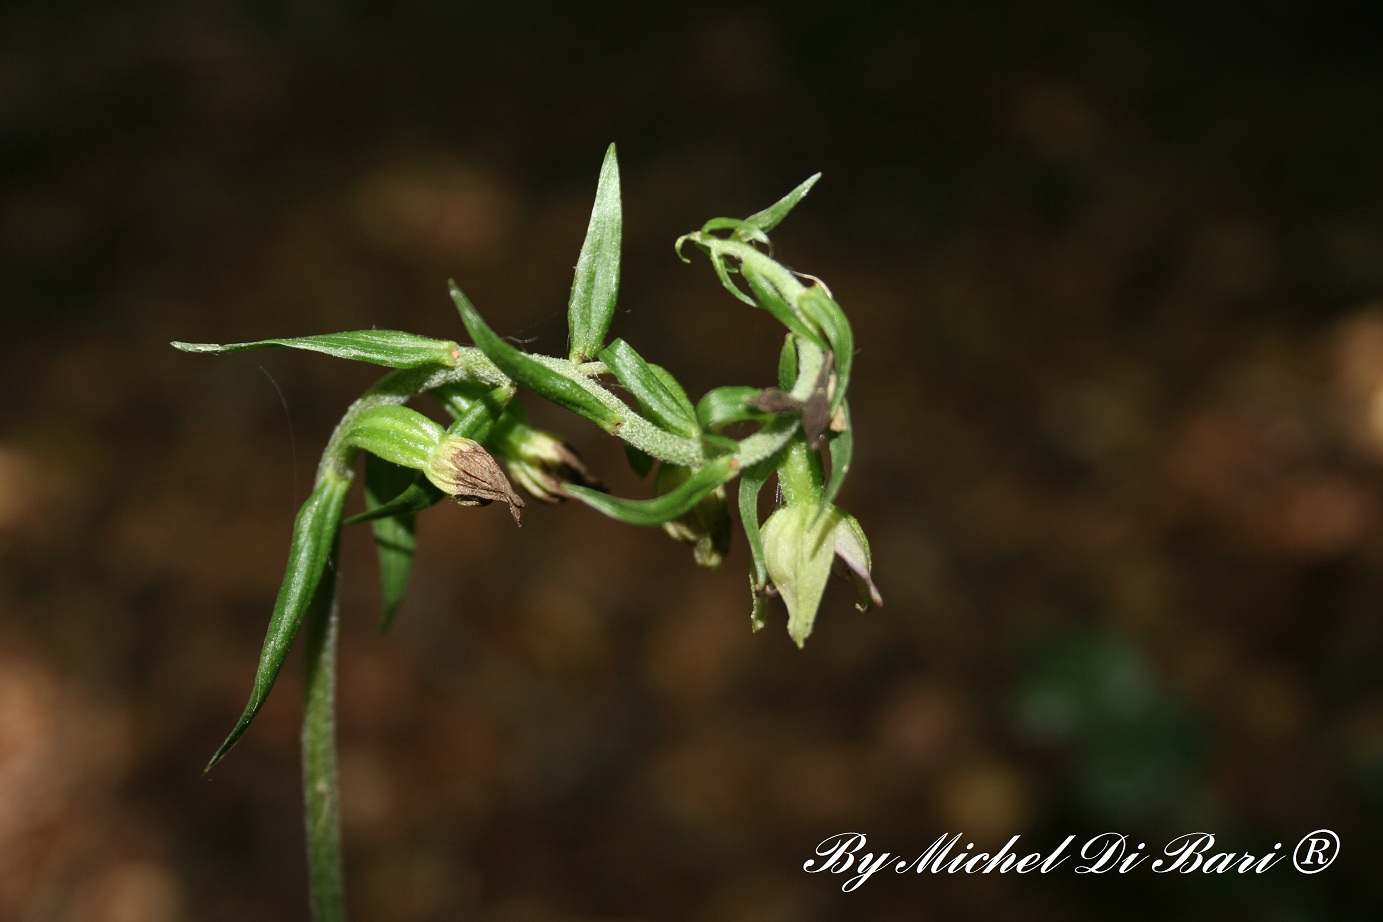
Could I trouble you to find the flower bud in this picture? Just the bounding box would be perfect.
[656,463,731,569]
[489,406,605,503]
[424,434,525,525]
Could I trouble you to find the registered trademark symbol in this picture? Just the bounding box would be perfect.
[1292,830,1340,874]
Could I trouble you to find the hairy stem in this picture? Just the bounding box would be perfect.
[303,560,345,922]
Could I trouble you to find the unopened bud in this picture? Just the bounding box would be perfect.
[657,463,731,569]
[500,427,605,503]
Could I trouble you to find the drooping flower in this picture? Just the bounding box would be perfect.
[656,462,731,569]
[488,406,605,503]
[425,434,525,525]
[761,502,880,647]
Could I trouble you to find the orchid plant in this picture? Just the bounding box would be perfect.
[174,145,880,920]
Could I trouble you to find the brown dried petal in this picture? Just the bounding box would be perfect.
[428,437,525,525]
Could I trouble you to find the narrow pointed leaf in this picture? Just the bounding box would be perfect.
[343,480,444,525]
[737,173,820,240]
[565,455,738,526]
[819,401,853,516]
[648,363,697,424]
[709,252,757,306]
[742,262,825,345]
[206,474,349,770]
[739,456,778,596]
[363,455,420,629]
[778,334,798,390]
[568,143,622,362]
[697,386,773,430]
[797,285,853,414]
[601,339,699,437]
[451,282,624,431]
[172,331,463,368]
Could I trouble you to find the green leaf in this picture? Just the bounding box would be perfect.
[565,455,738,526]
[797,285,853,414]
[647,363,697,424]
[343,480,444,525]
[363,455,420,629]
[738,455,778,597]
[568,143,623,362]
[206,474,349,771]
[708,251,757,306]
[737,173,820,240]
[742,262,825,346]
[451,282,625,432]
[820,402,853,515]
[601,339,700,437]
[171,331,463,369]
[778,334,798,390]
[697,386,771,430]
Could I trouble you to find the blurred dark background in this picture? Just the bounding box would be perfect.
[4,1,1383,919]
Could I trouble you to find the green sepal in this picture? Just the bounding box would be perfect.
[565,455,738,526]
[206,473,350,770]
[601,339,700,437]
[624,443,654,478]
[172,331,463,369]
[340,405,444,471]
[451,282,624,432]
[568,143,622,362]
[737,173,820,241]
[361,457,417,630]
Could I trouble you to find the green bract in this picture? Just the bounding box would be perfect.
[175,147,880,922]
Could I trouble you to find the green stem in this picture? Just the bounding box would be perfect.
[318,351,511,482]
[303,557,345,922]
